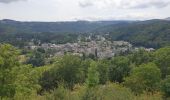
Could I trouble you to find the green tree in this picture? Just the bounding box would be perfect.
[0,44,42,99]
[40,55,85,90]
[154,47,170,78]
[161,75,170,97]
[80,59,92,79]
[86,61,99,87]
[45,85,71,100]
[124,63,161,94]
[0,44,20,98]
[13,65,42,99]
[128,49,153,66]
[97,60,109,84]
[109,56,131,83]
[27,50,45,67]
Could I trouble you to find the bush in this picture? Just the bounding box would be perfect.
[82,83,134,100]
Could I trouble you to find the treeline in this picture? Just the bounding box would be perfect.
[0,32,78,47]
[0,44,170,100]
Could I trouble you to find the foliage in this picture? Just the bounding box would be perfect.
[161,75,170,97]
[40,55,85,91]
[96,60,109,84]
[109,56,131,83]
[0,44,45,99]
[13,65,43,99]
[86,61,99,87]
[124,63,161,94]
[45,85,71,100]
[0,44,20,98]
[134,92,163,100]
[82,83,134,100]
[128,49,154,66]
[96,20,170,48]
[27,49,45,67]
[1,43,170,99]
[154,47,170,78]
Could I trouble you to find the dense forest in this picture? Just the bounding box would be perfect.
[0,43,170,100]
[95,19,170,48]
[0,32,79,47]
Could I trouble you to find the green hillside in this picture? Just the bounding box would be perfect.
[95,20,170,48]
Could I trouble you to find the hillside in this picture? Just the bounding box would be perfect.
[165,17,170,21]
[95,19,170,48]
[1,19,170,48]
[0,19,132,33]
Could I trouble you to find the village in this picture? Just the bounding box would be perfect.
[26,35,154,59]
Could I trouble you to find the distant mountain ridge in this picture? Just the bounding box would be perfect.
[0,19,134,33]
[165,17,170,21]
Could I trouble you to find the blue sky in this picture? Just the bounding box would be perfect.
[0,0,170,21]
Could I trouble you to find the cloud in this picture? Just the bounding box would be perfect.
[0,0,26,3]
[79,0,93,8]
[127,0,170,9]
[79,0,170,9]
[81,12,158,21]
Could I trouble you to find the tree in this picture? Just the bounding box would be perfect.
[27,50,45,67]
[154,47,170,78]
[97,60,109,84]
[128,49,153,66]
[161,75,170,97]
[0,44,20,98]
[45,85,70,100]
[0,44,42,99]
[109,56,131,83]
[80,59,92,79]
[86,61,99,87]
[13,65,42,99]
[124,63,161,94]
[88,53,96,60]
[40,55,85,90]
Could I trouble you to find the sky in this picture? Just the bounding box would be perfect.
[0,0,170,21]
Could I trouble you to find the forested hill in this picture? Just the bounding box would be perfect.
[0,19,132,33]
[165,17,170,21]
[94,19,170,48]
[1,19,170,48]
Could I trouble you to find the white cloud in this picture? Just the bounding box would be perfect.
[73,12,160,21]
[0,0,27,3]
[79,0,93,8]
[79,0,170,9]
[0,0,170,21]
